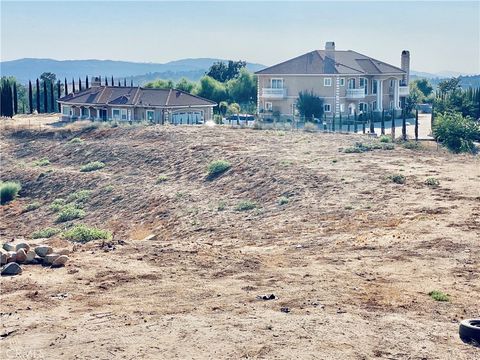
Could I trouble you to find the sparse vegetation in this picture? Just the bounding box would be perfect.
[63,224,112,243]
[103,185,114,193]
[235,200,256,211]
[303,122,317,133]
[0,181,21,205]
[156,174,169,183]
[390,174,406,184]
[217,200,227,211]
[425,177,440,187]
[23,201,41,212]
[278,196,289,205]
[67,190,91,203]
[428,290,449,302]
[32,227,61,239]
[33,158,50,166]
[402,141,422,150]
[50,198,66,212]
[80,161,105,172]
[207,160,231,179]
[343,142,394,153]
[379,135,392,143]
[67,137,84,145]
[56,205,86,222]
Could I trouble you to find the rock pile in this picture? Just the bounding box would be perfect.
[1,241,69,276]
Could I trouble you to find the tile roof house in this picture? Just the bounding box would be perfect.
[255,42,410,119]
[57,78,216,124]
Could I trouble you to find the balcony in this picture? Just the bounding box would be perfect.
[399,86,409,97]
[262,88,286,99]
[346,88,366,99]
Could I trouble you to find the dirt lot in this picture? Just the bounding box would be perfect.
[1,117,479,359]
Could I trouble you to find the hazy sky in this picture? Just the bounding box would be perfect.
[1,1,479,73]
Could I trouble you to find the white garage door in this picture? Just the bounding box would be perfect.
[171,111,203,125]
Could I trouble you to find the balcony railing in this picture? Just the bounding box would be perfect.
[346,88,366,99]
[262,88,287,99]
[399,86,409,96]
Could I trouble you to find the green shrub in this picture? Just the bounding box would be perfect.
[32,227,61,239]
[67,137,84,145]
[63,224,112,243]
[80,161,105,172]
[156,174,168,183]
[278,196,289,205]
[382,143,395,150]
[103,185,114,193]
[24,201,41,212]
[33,158,50,166]
[390,174,406,184]
[0,181,21,205]
[303,122,317,133]
[235,200,256,211]
[50,198,66,212]
[343,142,394,153]
[56,205,85,222]
[67,190,91,203]
[402,141,422,150]
[428,290,449,302]
[433,112,480,153]
[379,135,392,143]
[425,177,440,187]
[217,200,226,211]
[207,160,231,179]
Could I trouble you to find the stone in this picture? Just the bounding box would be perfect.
[25,250,36,263]
[0,252,7,266]
[35,245,53,258]
[15,242,30,252]
[6,251,17,263]
[16,248,27,263]
[52,255,68,267]
[3,243,15,252]
[1,262,22,276]
[43,253,60,265]
[143,234,158,241]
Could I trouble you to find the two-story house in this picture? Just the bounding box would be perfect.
[255,42,410,120]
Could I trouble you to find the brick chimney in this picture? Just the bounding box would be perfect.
[401,50,410,85]
[324,41,336,74]
[92,76,102,87]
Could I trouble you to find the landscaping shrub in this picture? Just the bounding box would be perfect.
[425,177,440,187]
[379,135,392,143]
[428,290,449,302]
[80,161,105,172]
[63,224,112,243]
[389,174,406,184]
[24,201,41,212]
[33,158,50,166]
[207,160,231,179]
[50,198,66,212]
[32,227,61,239]
[67,190,91,203]
[0,181,21,205]
[402,141,422,150]
[235,200,256,211]
[433,112,480,153]
[56,205,85,222]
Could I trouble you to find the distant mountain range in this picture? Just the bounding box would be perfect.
[410,70,477,79]
[0,58,266,84]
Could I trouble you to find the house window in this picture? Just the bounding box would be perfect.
[390,79,395,87]
[62,105,71,116]
[265,102,273,111]
[324,78,332,87]
[121,109,127,120]
[359,78,368,95]
[340,103,345,113]
[324,104,331,112]
[271,78,283,89]
[372,80,378,94]
[339,78,345,86]
[112,108,121,120]
[389,101,394,110]
[146,110,155,122]
[371,101,377,110]
[359,103,368,112]
[347,78,355,89]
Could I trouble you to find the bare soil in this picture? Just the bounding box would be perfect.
[1,118,479,359]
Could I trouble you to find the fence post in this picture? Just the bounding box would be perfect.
[347,114,351,132]
[332,113,336,132]
[354,111,358,133]
[415,109,419,141]
[370,111,375,134]
[391,109,395,141]
[362,114,366,134]
[402,108,407,141]
[339,113,342,133]
[381,109,385,135]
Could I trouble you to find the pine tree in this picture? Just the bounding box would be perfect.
[28,80,33,114]
[130,79,133,87]
[13,82,18,115]
[43,79,48,113]
[124,78,127,87]
[72,78,76,93]
[65,78,69,96]
[111,76,114,86]
[79,77,82,91]
[86,76,89,89]
[50,81,55,112]
[105,76,108,86]
[36,78,41,113]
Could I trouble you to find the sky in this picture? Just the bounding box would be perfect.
[1,1,479,74]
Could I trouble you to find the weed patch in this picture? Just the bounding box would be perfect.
[63,224,111,243]
[389,174,406,184]
[23,201,41,212]
[207,160,231,179]
[425,177,440,187]
[56,205,85,222]
[33,158,50,166]
[428,290,449,302]
[80,161,105,172]
[32,227,61,239]
[235,200,256,211]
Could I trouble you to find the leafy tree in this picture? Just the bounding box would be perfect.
[438,77,461,96]
[405,83,423,114]
[226,68,256,105]
[296,91,324,119]
[433,112,480,153]
[28,80,33,113]
[413,78,433,98]
[207,60,247,82]
[228,102,241,115]
[105,76,108,86]
[218,101,228,116]
[196,76,228,105]
[40,72,56,85]
[111,76,114,86]
[175,78,196,93]
[144,79,174,89]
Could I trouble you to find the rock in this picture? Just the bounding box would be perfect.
[0,252,7,266]
[33,256,43,265]
[16,248,27,263]
[43,253,60,265]
[257,294,276,301]
[1,262,22,276]
[52,255,68,267]
[280,307,290,313]
[143,234,158,241]
[3,243,15,252]
[35,245,53,258]
[25,250,36,263]
[6,251,17,263]
[15,242,30,252]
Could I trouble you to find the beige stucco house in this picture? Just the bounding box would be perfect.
[255,42,410,120]
[57,77,216,124]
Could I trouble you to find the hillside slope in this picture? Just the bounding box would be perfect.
[1,123,479,359]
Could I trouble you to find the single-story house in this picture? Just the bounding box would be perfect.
[57,78,216,124]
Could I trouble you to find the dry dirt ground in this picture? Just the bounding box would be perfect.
[0,117,479,359]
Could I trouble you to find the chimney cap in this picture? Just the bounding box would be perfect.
[325,41,335,50]
[402,50,410,56]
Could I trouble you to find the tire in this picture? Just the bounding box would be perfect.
[459,319,480,346]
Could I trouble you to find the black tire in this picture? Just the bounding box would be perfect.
[459,319,480,346]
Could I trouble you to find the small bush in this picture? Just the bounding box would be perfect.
[433,112,480,153]
[67,137,84,145]
[24,201,41,212]
[402,141,422,150]
[33,158,50,166]
[67,190,91,203]
[217,200,226,211]
[80,161,105,172]
[207,160,231,179]
[428,290,449,302]
[278,196,289,205]
[32,227,61,239]
[425,177,440,187]
[50,198,66,212]
[382,143,395,150]
[390,174,406,184]
[156,174,168,183]
[379,135,392,143]
[103,185,114,193]
[235,200,256,211]
[56,205,85,222]
[63,224,112,243]
[303,122,317,133]
[0,181,21,205]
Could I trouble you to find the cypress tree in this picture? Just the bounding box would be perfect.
[13,82,18,115]
[111,76,114,86]
[124,78,127,87]
[118,80,121,86]
[28,80,33,114]
[65,78,69,96]
[57,80,61,99]
[332,113,335,132]
[43,80,48,113]
[79,77,82,91]
[50,81,55,112]
[347,114,351,132]
[130,79,133,87]
[105,76,108,86]
[72,78,76,93]
[36,78,41,113]
[86,76,89,89]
